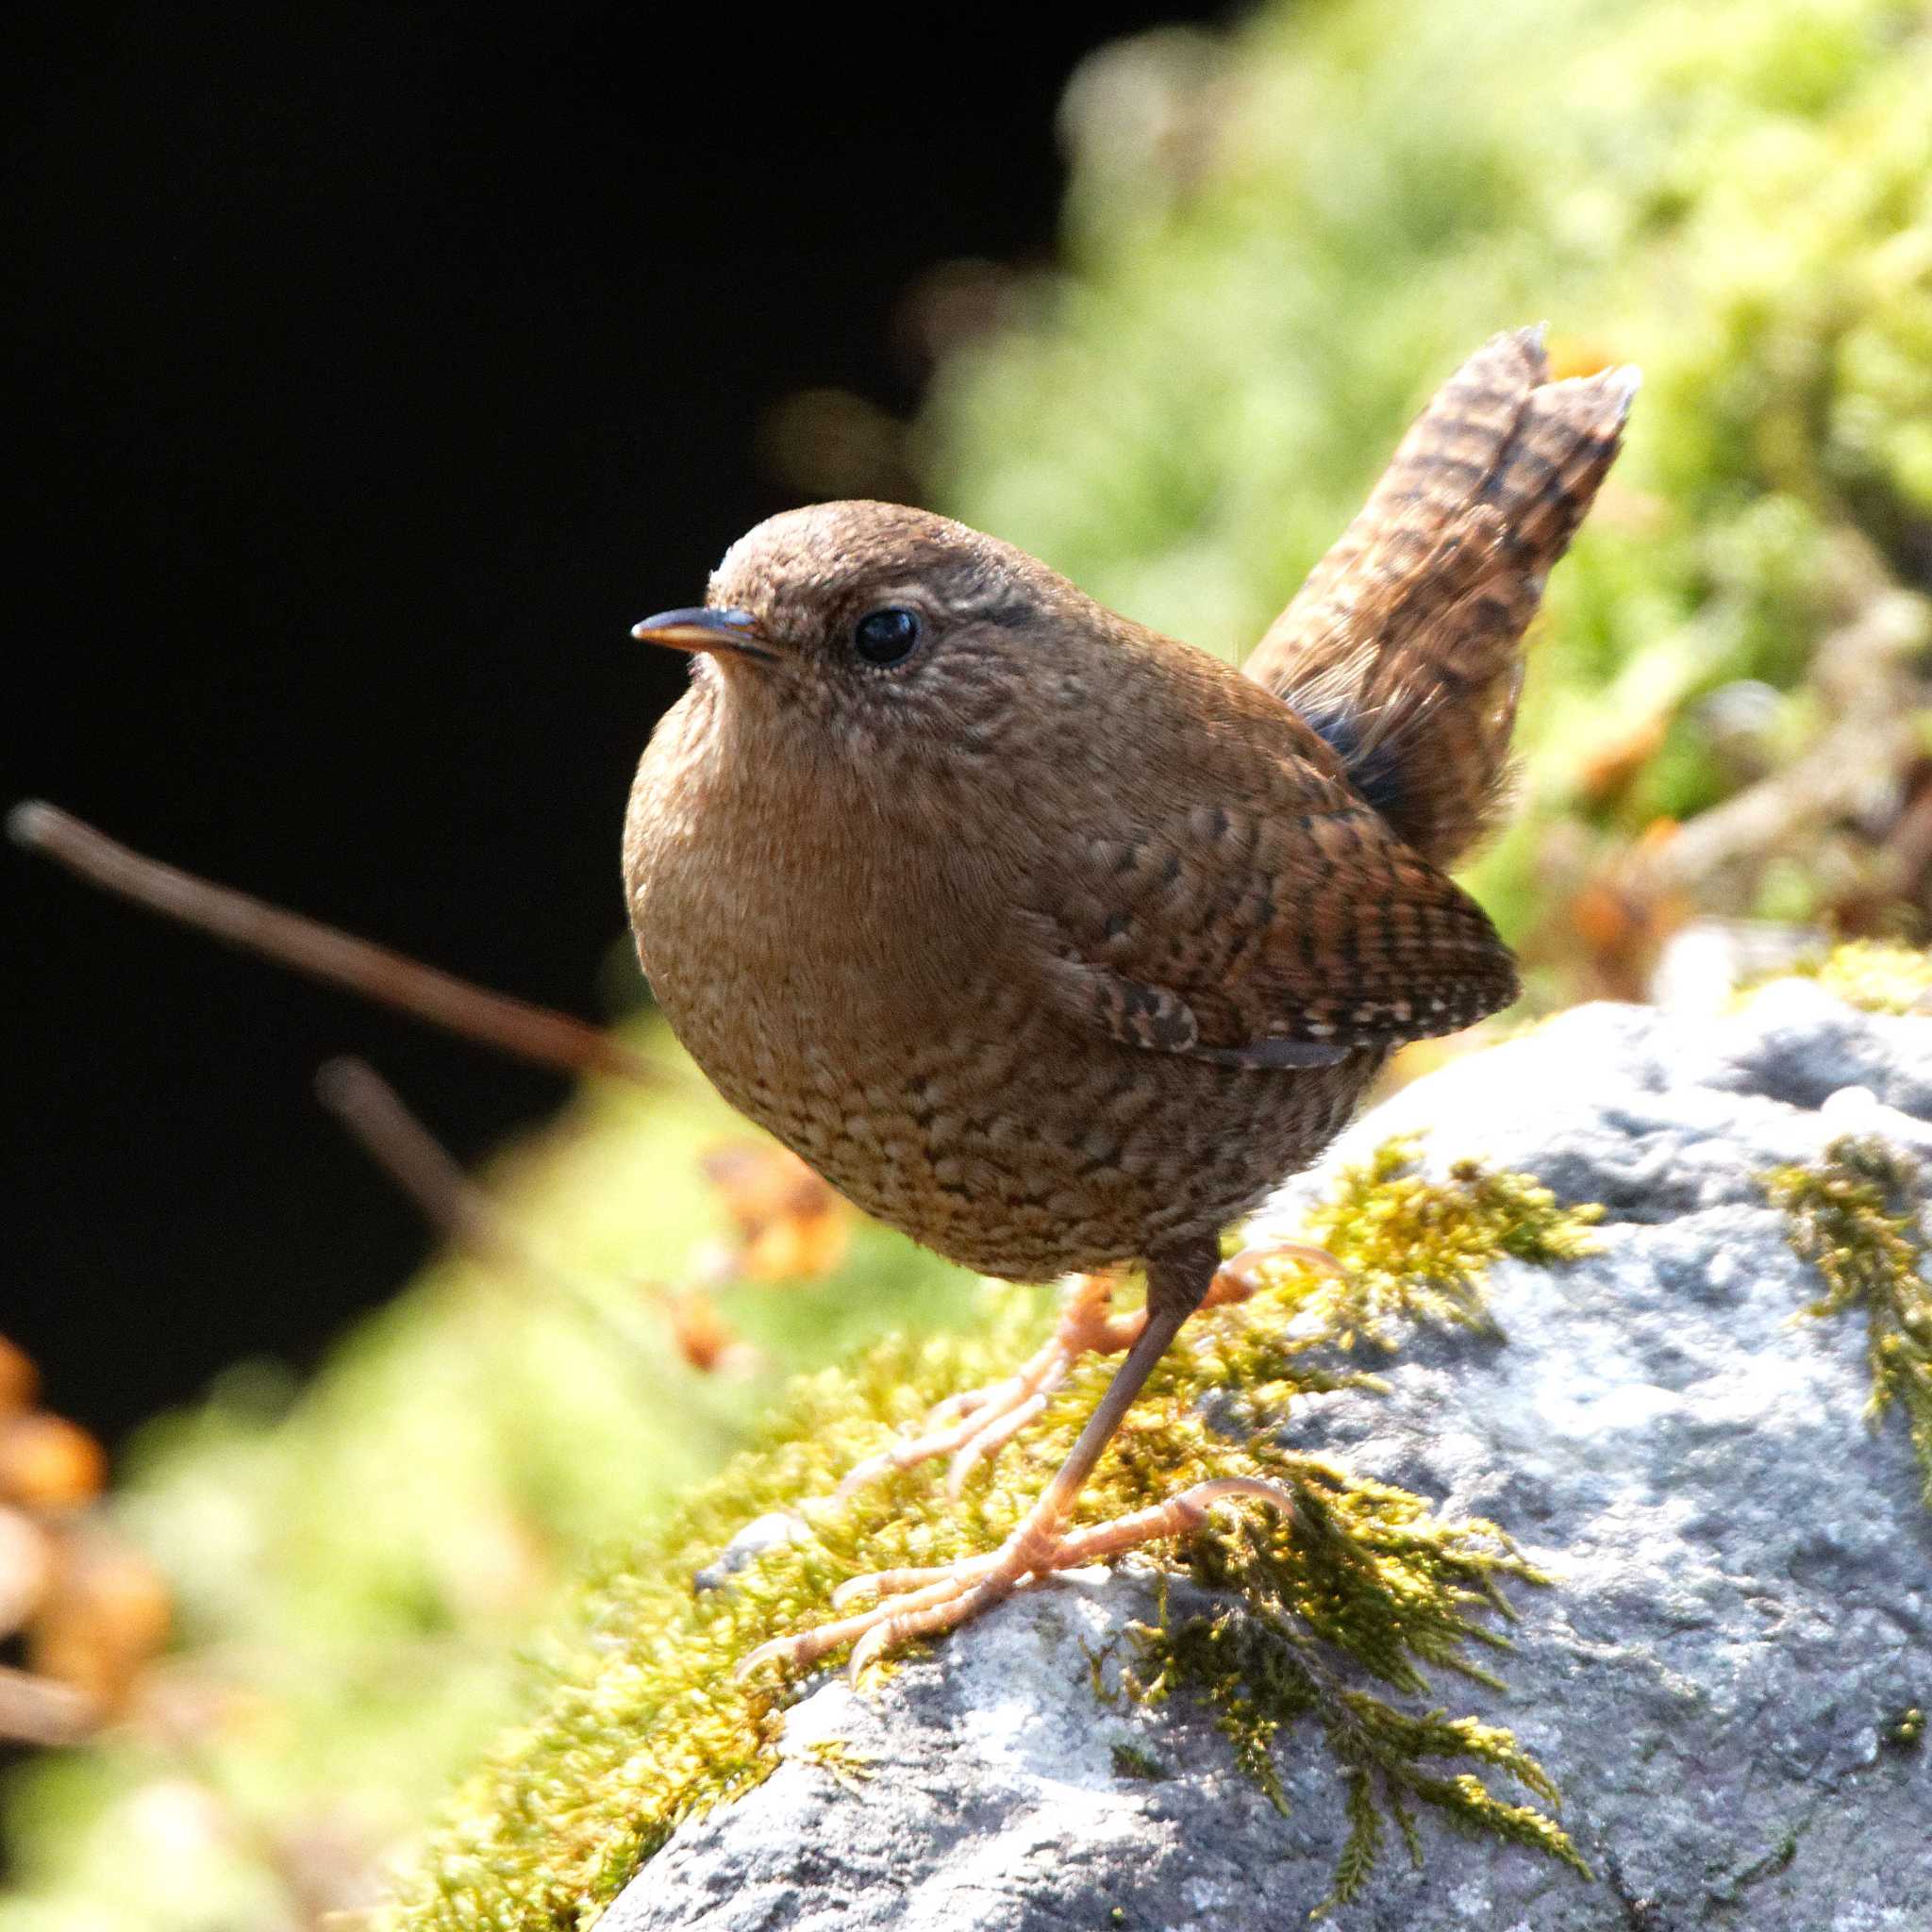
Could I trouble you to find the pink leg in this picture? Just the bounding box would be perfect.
[830,1273,1130,1502]
[742,1240,1322,1684]
[834,1241,1341,1504]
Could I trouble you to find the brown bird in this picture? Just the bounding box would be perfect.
[624,325,1636,1677]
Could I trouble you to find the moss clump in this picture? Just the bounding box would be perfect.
[386,1138,1604,1928]
[1108,1740,1171,1782]
[1790,939,1932,1016]
[1256,1135,1605,1349]
[1106,1459,1597,1918]
[1764,1134,1932,1507]
[1111,1551,1591,1919]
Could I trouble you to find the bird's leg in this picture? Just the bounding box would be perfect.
[833,1239,1341,1503]
[832,1270,1133,1503]
[742,1238,1310,1683]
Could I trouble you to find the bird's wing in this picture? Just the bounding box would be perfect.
[1025,771,1518,1069]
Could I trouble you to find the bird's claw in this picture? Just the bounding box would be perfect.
[830,1245,1341,1507]
[1214,1238,1347,1296]
[739,1244,1337,1686]
[739,1474,1303,1687]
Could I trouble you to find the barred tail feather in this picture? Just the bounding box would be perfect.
[1245,325,1637,870]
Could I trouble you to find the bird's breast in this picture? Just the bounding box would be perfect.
[622,683,1381,1282]
[624,688,1016,1167]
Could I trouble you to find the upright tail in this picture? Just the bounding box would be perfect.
[1244,325,1638,871]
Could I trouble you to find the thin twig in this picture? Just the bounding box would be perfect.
[0,1663,97,1748]
[313,1057,664,1362]
[8,801,654,1084]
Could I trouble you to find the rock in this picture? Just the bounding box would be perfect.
[603,985,1932,1931]
[692,1510,813,1593]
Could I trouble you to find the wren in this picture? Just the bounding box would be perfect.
[624,326,1636,1676]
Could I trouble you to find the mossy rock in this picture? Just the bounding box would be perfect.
[11,1,1932,1924]
[394,982,1932,1929]
[386,1140,1599,1926]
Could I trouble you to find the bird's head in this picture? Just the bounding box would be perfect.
[632,501,1105,755]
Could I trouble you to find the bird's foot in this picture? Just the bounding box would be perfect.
[741,1474,1302,1684]
[832,1270,1132,1504]
[832,1241,1341,1503]
[1212,1236,1347,1302]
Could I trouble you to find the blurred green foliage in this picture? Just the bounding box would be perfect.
[929,0,1932,996]
[7,0,1932,1924]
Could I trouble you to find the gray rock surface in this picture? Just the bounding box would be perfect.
[605,986,1932,1931]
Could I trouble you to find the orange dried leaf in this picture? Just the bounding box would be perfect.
[1568,880,1636,955]
[0,1412,108,1511]
[0,1505,54,1641]
[0,1336,38,1419]
[30,1529,173,1717]
[741,1209,850,1282]
[651,1287,758,1378]
[700,1141,852,1283]
[1574,714,1668,803]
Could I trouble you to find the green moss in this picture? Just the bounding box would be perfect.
[1108,1741,1171,1782]
[1256,1134,1605,1349]
[385,1139,1604,1928]
[1789,939,1932,1015]
[1103,1474,1596,1922]
[1764,1134,1932,1507]
[1110,1571,1592,1920]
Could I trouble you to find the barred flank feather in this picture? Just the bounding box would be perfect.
[1245,326,1638,871]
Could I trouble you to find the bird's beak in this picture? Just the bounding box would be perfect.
[630,607,774,662]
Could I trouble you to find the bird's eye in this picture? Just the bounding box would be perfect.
[852,606,923,667]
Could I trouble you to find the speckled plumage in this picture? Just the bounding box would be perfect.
[624,329,1633,1285]
[1247,326,1639,867]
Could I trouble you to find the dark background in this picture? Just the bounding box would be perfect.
[3,4,1211,1446]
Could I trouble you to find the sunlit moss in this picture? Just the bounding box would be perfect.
[1101,1455,1598,1918]
[1109,1560,1592,1920]
[1764,1134,1932,1507]
[1789,939,1932,1016]
[384,1139,1605,1928]
[1253,1134,1605,1349]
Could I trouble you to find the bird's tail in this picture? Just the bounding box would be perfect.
[1243,326,1638,871]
